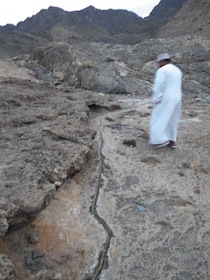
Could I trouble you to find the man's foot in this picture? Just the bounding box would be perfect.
[169,141,177,149]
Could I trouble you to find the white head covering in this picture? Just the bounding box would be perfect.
[157,53,171,62]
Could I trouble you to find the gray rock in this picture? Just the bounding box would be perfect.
[0,254,15,280]
[0,219,9,239]
[0,75,94,237]
[25,230,40,244]
[24,249,45,272]
[26,36,210,98]
[31,270,62,280]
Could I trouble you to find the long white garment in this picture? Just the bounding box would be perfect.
[150,63,182,145]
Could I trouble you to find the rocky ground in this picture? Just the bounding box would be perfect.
[0,53,210,280]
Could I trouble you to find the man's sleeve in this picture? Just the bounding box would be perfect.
[152,69,165,104]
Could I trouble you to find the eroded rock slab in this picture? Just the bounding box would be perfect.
[0,68,98,238]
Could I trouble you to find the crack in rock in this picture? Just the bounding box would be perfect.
[87,117,114,280]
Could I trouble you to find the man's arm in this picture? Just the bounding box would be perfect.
[152,69,165,104]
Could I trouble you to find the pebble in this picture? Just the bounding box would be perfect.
[136,205,147,213]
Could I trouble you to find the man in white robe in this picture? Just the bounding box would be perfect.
[150,53,183,148]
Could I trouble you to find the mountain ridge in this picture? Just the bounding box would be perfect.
[0,1,188,57]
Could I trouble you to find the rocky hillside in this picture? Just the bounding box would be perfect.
[158,0,210,38]
[149,0,187,20]
[138,0,187,36]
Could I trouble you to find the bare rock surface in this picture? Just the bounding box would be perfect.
[99,98,210,279]
[0,32,210,279]
[0,74,210,279]
[0,59,104,238]
[25,36,210,98]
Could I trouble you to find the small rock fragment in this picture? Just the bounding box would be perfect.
[136,205,147,213]
[123,139,136,147]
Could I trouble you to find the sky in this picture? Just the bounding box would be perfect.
[0,0,161,26]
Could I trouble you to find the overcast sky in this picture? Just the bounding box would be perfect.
[0,0,161,26]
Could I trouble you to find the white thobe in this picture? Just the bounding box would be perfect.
[150,63,182,145]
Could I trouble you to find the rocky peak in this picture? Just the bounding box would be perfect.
[138,0,188,37]
[148,0,188,20]
[82,5,97,12]
[16,6,69,34]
